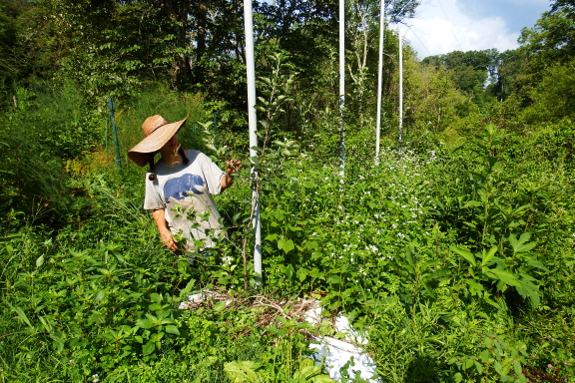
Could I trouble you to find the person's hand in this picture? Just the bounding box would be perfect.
[160,230,178,251]
[226,159,242,174]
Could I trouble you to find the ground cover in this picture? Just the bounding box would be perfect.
[1,124,574,382]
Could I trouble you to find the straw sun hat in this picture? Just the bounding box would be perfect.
[128,114,189,167]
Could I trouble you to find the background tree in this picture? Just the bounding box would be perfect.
[422,49,500,106]
[345,0,419,122]
[494,0,573,110]
[0,0,33,107]
[154,0,193,90]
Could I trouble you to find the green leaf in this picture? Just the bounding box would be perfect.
[491,161,503,172]
[309,268,323,278]
[494,360,503,375]
[486,268,520,287]
[450,246,476,267]
[515,278,540,307]
[36,316,53,336]
[224,361,263,383]
[404,247,415,268]
[514,360,522,375]
[178,279,196,299]
[165,325,180,336]
[463,200,482,208]
[482,246,497,266]
[293,365,322,380]
[525,258,548,272]
[479,350,490,362]
[265,233,279,241]
[467,279,485,295]
[136,319,157,329]
[36,255,45,268]
[94,290,106,303]
[475,361,484,374]
[87,311,106,326]
[150,332,164,342]
[509,233,537,254]
[512,204,531,215]
[296,268,309,282]
[214,301,227,312]
[484,295,501,310]
[327,275,342,285]
[277,238,295,254]
[142,340,155,356]
[311,375,336,383]
[10,305,34,330]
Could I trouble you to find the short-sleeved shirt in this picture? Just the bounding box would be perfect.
[144,150,225,252]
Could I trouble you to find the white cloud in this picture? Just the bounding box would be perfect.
[396,0,524,59]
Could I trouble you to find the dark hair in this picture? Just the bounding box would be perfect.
[148,148,189,181]
[148,153,157,181]
[179,147,189,165]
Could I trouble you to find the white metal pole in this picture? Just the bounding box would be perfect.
[375,0,385,162]
[244,0,261,285]
[339,0,345,178]
[398,29,403,153]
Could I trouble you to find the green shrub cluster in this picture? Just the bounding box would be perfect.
[1,82,574,382]
[0,179,330,382]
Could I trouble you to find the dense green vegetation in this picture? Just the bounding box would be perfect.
[1,0,574,382]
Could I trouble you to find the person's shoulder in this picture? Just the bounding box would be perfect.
[185,149,202,159]
[186,150,211,162]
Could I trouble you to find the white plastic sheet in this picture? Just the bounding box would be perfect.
[304,303,379,382]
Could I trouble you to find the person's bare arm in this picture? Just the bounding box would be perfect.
[221,159,241,190]
[152,208,177,251]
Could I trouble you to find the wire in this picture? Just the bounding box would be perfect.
[435,0,464,51]
[405,26,433,57]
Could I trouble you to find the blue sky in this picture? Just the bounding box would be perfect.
[397,0,552,59]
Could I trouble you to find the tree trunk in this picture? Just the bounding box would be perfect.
[161,0,192,90]
[193,0,208,84]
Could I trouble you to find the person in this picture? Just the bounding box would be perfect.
[128,114,241,255]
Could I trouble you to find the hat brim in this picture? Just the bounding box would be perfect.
[128,114,189,167]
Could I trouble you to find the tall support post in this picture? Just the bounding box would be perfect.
[398,30,403,153]
[375,0,385,162]
[339,0,345,179]
[243,0,262,286]
[107,97,122,170]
